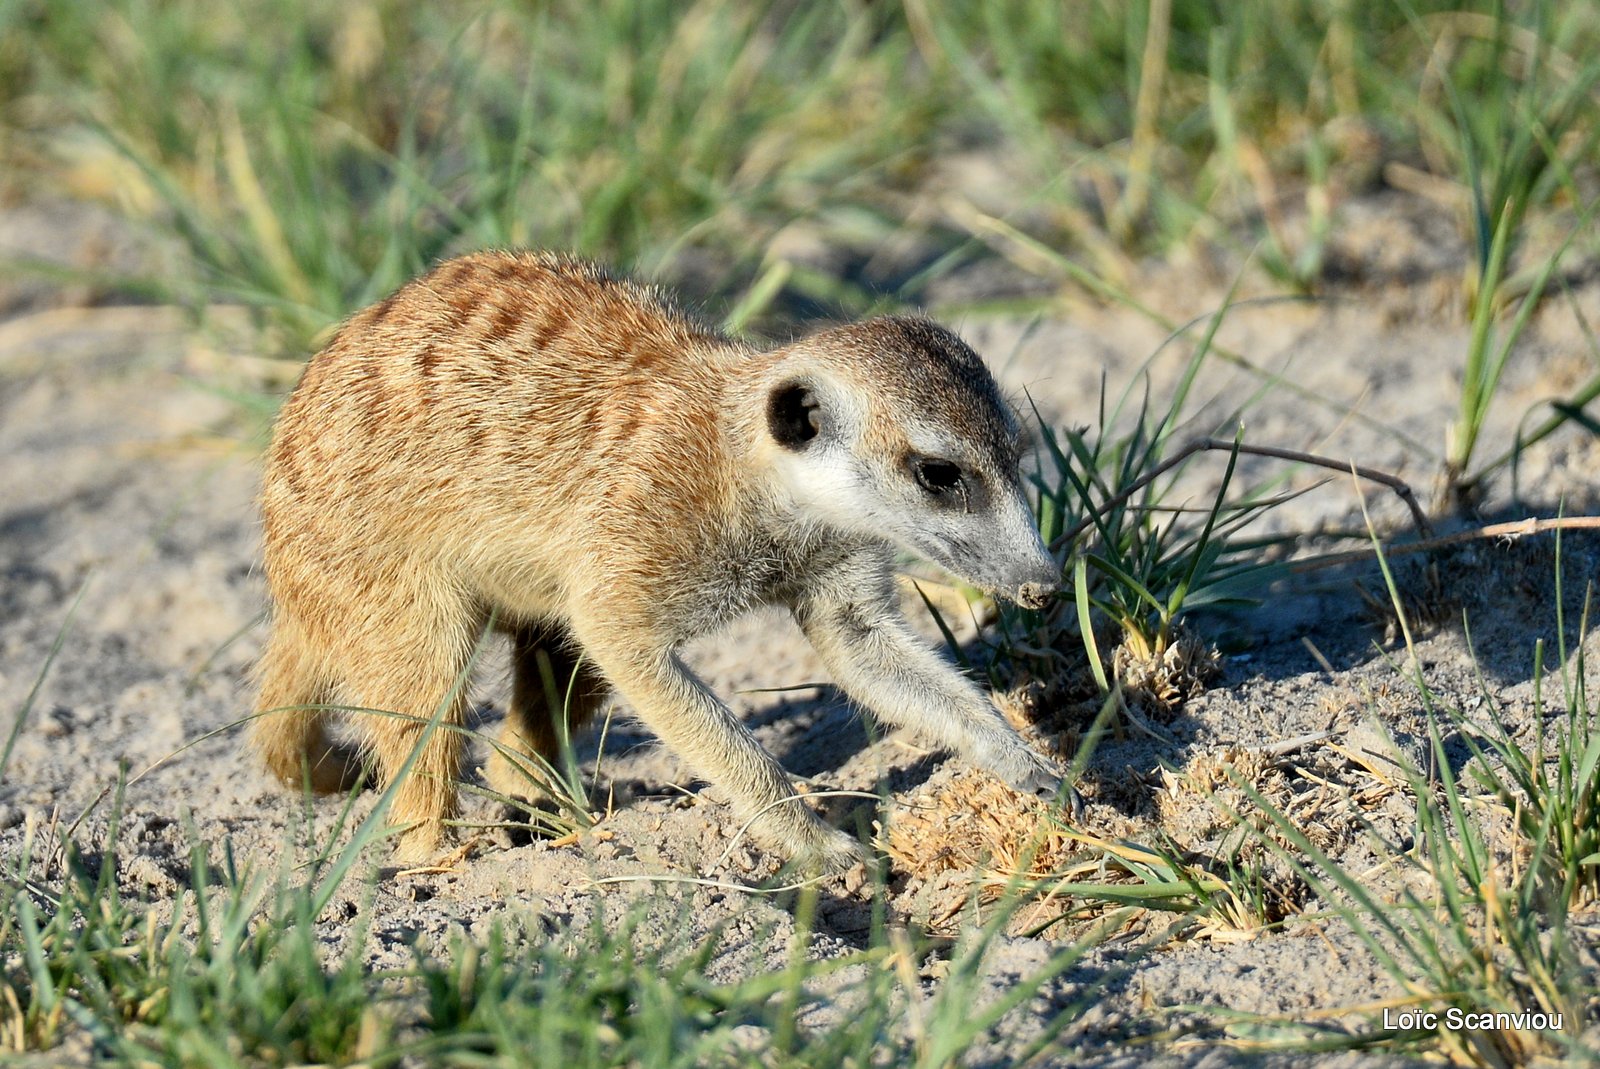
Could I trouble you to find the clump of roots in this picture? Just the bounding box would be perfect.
[881,768,1075,893]
[1113,626,1221,712]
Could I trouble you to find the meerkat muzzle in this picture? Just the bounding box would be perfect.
[1014,580,1059,610]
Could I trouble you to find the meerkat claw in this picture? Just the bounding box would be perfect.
[999,750,1082,820]
[1064,783,1086,822]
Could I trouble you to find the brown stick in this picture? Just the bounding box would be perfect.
[1049,438,1432,552]
[1286,515,1600,575]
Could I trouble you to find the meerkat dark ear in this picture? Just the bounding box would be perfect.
[767,380,822,450]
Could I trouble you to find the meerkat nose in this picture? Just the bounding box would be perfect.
[1012,551,1062,609]
[1015,578,1059,611]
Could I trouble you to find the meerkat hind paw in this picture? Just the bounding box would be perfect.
[298,741,366,795]
[492,796,574,847]
[391,824,450,867]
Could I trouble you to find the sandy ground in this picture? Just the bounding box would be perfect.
[3,190,1599,1065]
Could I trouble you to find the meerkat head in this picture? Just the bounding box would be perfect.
[759,316,1060,609]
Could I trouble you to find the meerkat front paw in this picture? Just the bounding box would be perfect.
[981,737,1084,815]
[799,827,873,874]
[747,806,869,874]
[1018,755,1088,820]
[1004,755,1064,799]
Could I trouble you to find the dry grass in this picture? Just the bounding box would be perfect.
[881,716,1427,947]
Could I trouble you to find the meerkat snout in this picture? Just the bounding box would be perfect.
[993,497,1062,609]
[974,483,1061,609]
[1016,578,1059,611]
[253,255,1070,871]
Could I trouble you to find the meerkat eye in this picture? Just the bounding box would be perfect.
[912,457,965,496]
[767,381,822,450]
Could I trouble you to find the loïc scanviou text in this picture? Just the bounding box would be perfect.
[1383,1007,1563,1032]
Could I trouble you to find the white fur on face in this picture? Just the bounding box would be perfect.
[765,376,886,536]
[773,446,884,535]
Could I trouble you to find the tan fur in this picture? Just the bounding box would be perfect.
[254,250,1062,867]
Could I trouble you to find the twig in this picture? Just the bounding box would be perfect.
[1286,515,1600,575]
[587,872,834,895]
[1243,731,1335,758]
[1050,438,1432,552]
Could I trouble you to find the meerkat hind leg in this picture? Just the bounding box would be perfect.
[335,596,481,863]
[485,623,609,824]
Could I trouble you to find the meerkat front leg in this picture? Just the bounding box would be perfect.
[793,551,1065,799]
[567,613,866,871]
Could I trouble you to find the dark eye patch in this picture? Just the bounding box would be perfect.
[907,454,991,513]
[913,458,964,495]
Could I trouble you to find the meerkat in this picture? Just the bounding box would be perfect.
[252,250,1065,868]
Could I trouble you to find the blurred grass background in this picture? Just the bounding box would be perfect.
[2,0,1596,358]
[3,0,1599,500]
